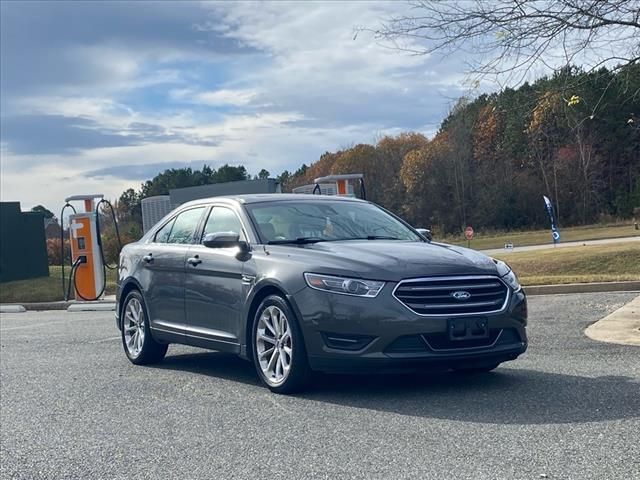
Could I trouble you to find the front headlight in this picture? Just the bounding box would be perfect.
[304,273,385,298]
[493,259,521,292]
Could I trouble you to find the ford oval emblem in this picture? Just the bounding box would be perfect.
[451,291,471,301]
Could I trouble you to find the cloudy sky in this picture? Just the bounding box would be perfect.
[1,1,475,212]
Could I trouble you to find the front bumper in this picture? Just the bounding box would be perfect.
[291,283,528,373]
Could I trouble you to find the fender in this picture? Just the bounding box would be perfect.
[115,277,146,330]
[239,276,305,359]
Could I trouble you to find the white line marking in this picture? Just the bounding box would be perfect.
[87,336,121,344]
[0,316,98,332]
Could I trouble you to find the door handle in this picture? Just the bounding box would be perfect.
[143,254,154,263]
[187,255,202,266]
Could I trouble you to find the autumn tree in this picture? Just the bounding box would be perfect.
[117,65,638,235]
[526,90,566,222]
[375,133,428,212]
[330,144,381,202]
[400,135,450,227]
[292,65,637,231]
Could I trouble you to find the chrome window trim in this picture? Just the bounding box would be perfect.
[392,275,511,317]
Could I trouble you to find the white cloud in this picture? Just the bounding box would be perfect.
[0,161,133,213]
[195,88,259,106]
[12,96,133,121]
[206,2,425,87]
[1,1,469,213]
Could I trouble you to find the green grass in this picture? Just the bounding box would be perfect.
[446,222,639,250]
[0,266,117,303]
[494,242,640,286]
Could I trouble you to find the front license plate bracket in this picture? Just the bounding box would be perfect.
[448,317,489,341]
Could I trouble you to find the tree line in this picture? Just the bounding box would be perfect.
[281,65,640,233]
[108,64,638,243]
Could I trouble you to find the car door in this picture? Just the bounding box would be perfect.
[143,206,207,342]
[183,205,248,351]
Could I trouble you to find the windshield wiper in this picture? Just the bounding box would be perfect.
[267,237,327,245]
[343,235,401,240]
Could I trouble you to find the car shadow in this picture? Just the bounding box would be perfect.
[302,369,640,425]
[153,351,639,426]
[152,351,262,386]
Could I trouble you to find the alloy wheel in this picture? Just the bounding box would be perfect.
[256,305,292,385]
[123,297,145,358]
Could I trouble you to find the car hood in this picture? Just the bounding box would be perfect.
[267,240,499,282]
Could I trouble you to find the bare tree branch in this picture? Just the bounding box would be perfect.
[369,0,640,83]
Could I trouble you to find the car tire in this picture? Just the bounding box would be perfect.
[120,290,168,365]
[251,295,310,394]
[453,363,500,374]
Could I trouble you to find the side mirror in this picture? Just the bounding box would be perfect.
[416,228,433,242]
[203,232,249,252]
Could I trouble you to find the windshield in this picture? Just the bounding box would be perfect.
[245,200,422,244]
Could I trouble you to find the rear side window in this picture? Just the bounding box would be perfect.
[201,207,245,242]
[166,207,206,244]
[154,218,175,243]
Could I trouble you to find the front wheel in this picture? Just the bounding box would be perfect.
[121,290,168,365]
[252,295,310,394]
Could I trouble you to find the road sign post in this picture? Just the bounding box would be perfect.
[464,226,474,248]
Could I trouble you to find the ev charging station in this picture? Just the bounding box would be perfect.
[313,174,366,198]
[61,194,120,302]
[64,194,105,300]
[292,173,367,199]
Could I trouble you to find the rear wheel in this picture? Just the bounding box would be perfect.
[252,295,309,394]
[121,290,168,365]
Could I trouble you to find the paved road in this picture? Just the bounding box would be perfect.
[1,293,639,480]
[480,235,639,255]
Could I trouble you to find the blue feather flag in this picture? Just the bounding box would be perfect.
[543,195,560,243]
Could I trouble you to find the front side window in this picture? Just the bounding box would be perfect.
[154,218,175,243]
[246,201,422,243]
[166,207,206,244]
[201,207,245,242]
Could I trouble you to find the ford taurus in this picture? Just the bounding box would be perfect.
[116,194,527,393]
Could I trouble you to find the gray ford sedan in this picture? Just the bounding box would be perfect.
[116,194,527,393]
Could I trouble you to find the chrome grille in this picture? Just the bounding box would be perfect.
[393,275,509,316]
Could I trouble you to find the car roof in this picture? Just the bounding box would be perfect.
[179,193,366,208]
[141,194,370,243]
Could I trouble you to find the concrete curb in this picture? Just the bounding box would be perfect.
[524,281,640,296]
[67,303,116,312]
[21,301,72,311]
[2,295,116,312]
[585,295,640,346]
[0,304,27,313]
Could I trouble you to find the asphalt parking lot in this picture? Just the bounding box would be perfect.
[1,292,639,480]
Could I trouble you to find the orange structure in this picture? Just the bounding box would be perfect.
[314,174,365,198]
[64,194,105,300]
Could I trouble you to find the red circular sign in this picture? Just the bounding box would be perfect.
[464,226,474,240]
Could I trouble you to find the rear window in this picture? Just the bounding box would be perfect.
[167,207,206,244]
[153,207,205,245]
